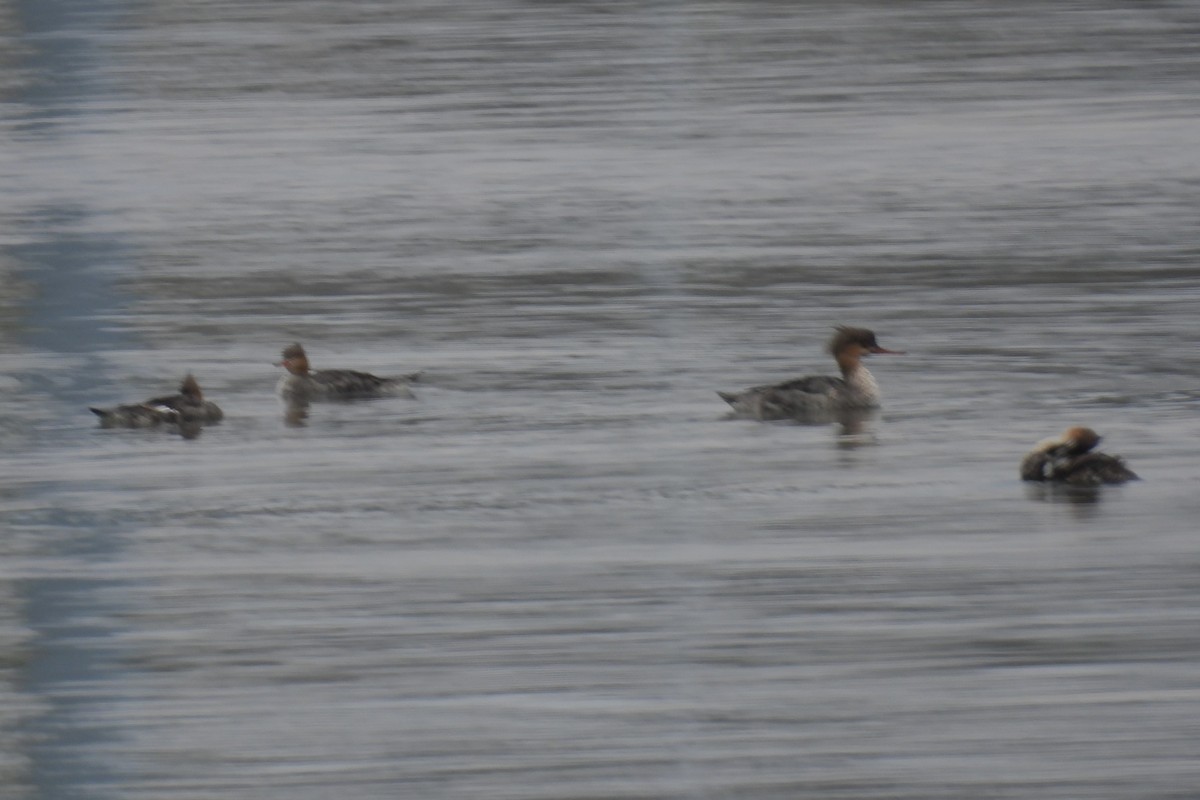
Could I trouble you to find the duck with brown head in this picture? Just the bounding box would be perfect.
[90,373,223,430]
[275,343,417,402]
[1020,426,1138,486]
[718,326,903,421]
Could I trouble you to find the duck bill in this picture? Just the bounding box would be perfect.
[869,346,905,354]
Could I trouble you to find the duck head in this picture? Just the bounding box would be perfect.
[276,343,311,376]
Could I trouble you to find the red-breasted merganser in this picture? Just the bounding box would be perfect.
[90,374,223,429]
[1020,426,1138,486]
[275,343,417,402]
[718,326,903,420]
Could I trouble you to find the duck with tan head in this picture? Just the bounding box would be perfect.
[718,326,903,421]
[275,343,417,402]
[1020,426,1138,486]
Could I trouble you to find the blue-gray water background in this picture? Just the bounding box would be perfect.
[2,2,1199,798]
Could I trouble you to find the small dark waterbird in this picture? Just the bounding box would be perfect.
[90,374,223,430]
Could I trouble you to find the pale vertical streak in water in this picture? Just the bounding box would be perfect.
[7,0,130,797]
[624,11,708,792]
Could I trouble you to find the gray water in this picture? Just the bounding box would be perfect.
[3,1,1200,798]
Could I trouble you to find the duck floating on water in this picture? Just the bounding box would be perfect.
[1020,426,1138,486]
[718,326,903,421]
[90,374,223,429]
[275,342,417,402]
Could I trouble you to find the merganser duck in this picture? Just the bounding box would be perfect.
[718,326,903,420]
[1020,426,1138,486]
[275,343,416,402]
[90,374,224,429]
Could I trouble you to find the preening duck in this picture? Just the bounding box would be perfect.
[1020,426,1138,486]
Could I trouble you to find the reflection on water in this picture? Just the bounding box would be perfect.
[833,409,880,447]
[1024,482,1107,519]
[283,400,310,428]
[725,408,881,447]
[3,1,1200,798]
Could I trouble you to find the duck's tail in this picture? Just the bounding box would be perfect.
[717,391,740,406]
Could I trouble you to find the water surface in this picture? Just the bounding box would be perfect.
[2,2,1200,798]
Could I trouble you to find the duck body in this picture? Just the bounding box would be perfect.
[718,371,878,420]
[90,374,223,429]
[275,343,416,402]
[718,326,900,421]
[1020,426,1138,486]
[276,369,415,402]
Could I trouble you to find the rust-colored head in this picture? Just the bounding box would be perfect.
[828,326,903,357]
[276,343,310,376]
[828,326,903,371]
[1061,426,1102,455]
